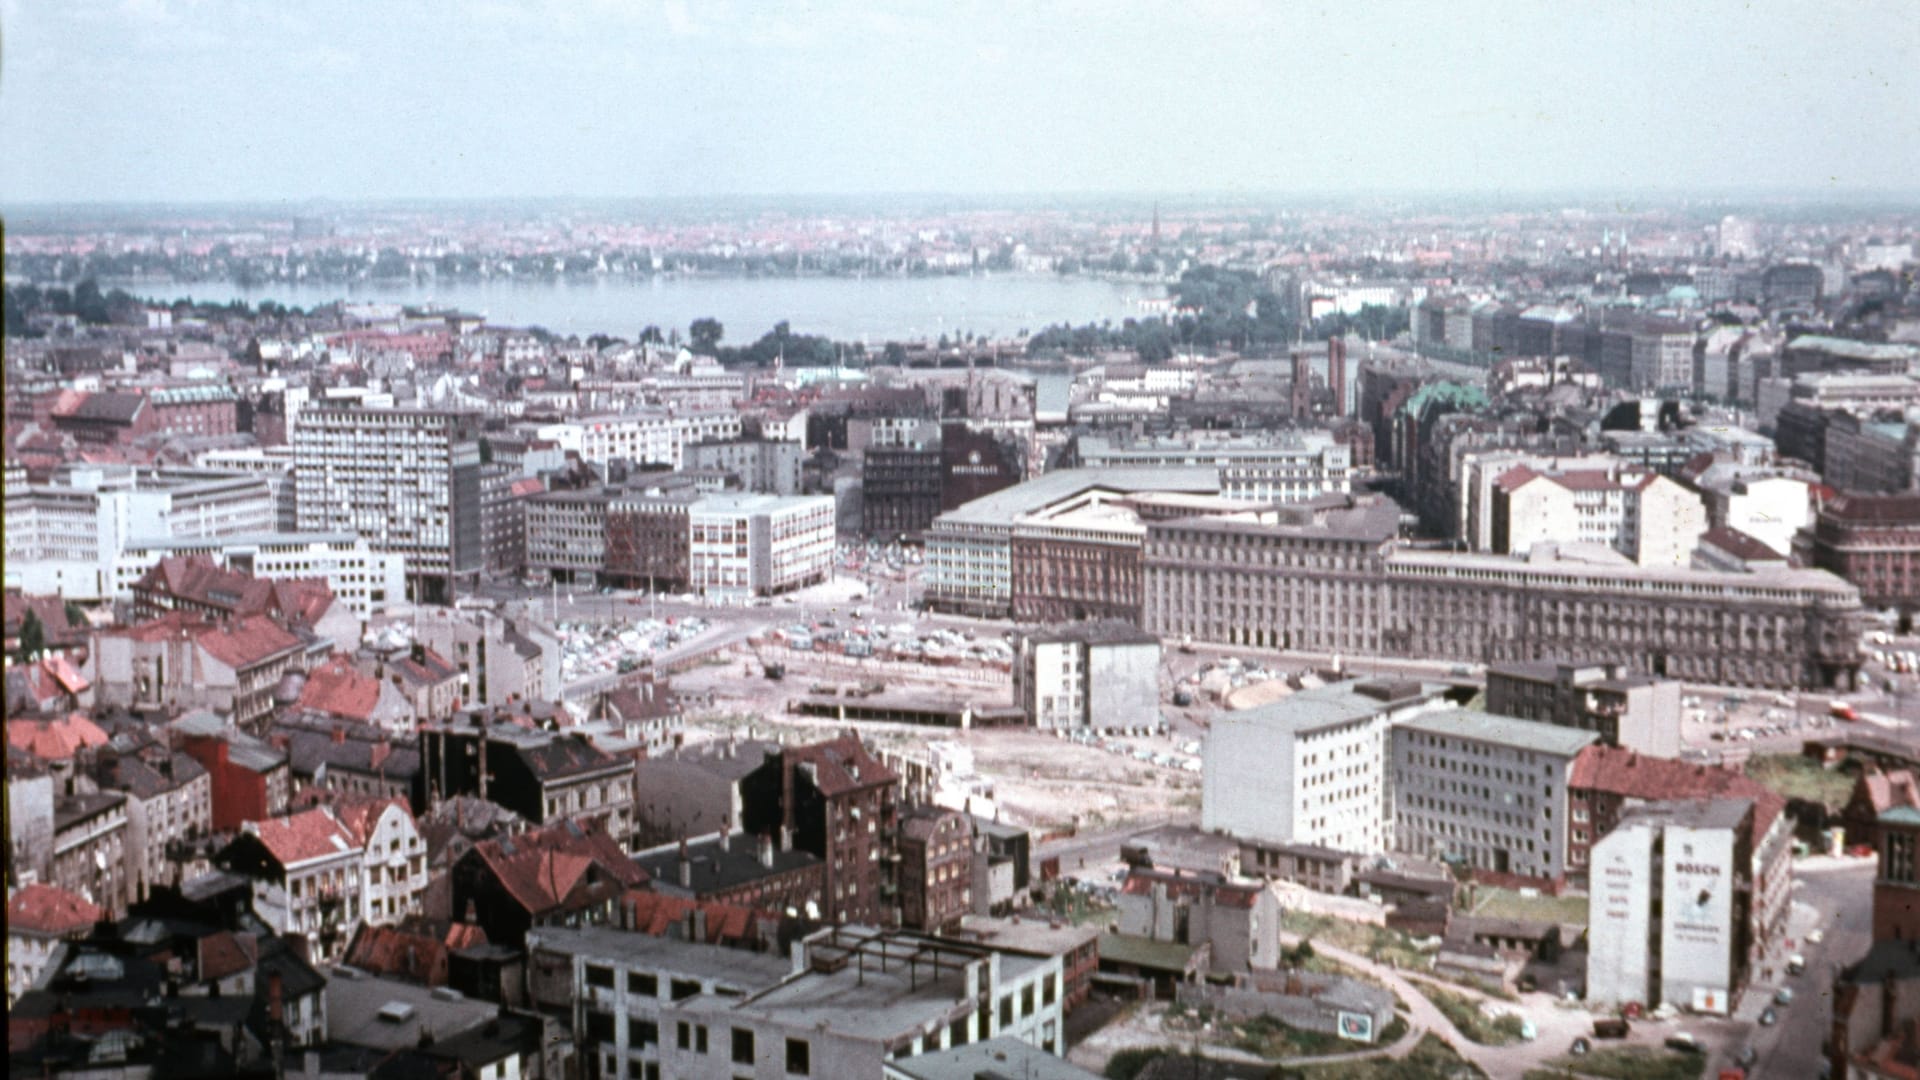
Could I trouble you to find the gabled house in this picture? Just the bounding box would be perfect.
[217,805,367,965]
[5,883,101,1007]
[449,818,648,948]
[332,795,429,928]
[92,612,306,728]
[2,655,94,714]
[297,654,415,736]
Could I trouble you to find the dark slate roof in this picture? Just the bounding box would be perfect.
[515,732,626,781]
[633,834,823,895]
[68,391,149,424]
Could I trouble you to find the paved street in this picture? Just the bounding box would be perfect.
[1726,856,1873,1080]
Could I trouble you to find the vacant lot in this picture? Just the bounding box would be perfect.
[1744,752,1856,813]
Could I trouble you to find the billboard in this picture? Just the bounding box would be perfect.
[1337,1011,1375,1042]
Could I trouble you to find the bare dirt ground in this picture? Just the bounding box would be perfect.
[669,639,1200,833]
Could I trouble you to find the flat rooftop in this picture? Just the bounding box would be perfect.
[1393,708,1601,758]
[1217,679,1448,737]
[525,925,793,990]
[935,467,1221,528]
[887,1037,1101,1080]
[681,929,1046,1043]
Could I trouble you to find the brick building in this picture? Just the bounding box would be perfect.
[1798,492,1920,617]
[741,736,900,926]
[897,806,973,932]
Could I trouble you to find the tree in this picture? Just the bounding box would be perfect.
[689,318,724,355]
[16,608,45,664]
[639,325,665,344]
[882,342,909,367]
[64,601,87,628]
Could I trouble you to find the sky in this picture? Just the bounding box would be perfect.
[2,0,1918,204]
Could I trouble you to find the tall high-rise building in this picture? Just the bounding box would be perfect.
[1328,336,1349,418]
[293,404,483,603]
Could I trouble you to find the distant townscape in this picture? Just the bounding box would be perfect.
[7,199,1920,1080]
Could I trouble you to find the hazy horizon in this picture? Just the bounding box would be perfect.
[3,0,1918,206]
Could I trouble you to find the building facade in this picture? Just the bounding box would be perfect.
[688,495,835,597]
[1587,799,1753,1014]
[1389,711,1597,881]
[1014,621,1161,731]
[1485,661,1682,759]
[293,404,484,603]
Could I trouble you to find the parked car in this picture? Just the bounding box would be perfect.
[1665,1032,1702,1053]
[1775,987,1795,1006]
[1759,1007,1778,1026]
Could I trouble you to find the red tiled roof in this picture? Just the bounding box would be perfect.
[783,735,896,797]
[1862,769,1920,815]
[347,923,449,985]
[1494,465,1543,493]
[196,615,304,670]
[619,890,762,945]
[139,556,275,614]
[470,819,647,916]
[298,655,382,722]
[245,806,362,867]
[6,882,102,936]
[331,795,413,847]
[1570,745,1787,836]
[39,654,90,695]
[270,579,337,626]
[197,930,259,982]
[444,923,489,951]
[7,711,110,761]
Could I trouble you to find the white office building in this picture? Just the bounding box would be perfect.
[116,532,406,619]
[536,409,743,470]
[293,404,484,603]
[688,494,835,597]
[4,464,275,600]
[1203,680,1449,855]
[1587,798,1753,1014]
[1389,711,1598,880]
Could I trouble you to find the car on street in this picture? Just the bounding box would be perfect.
[1759,1007,1778,1025]
[1775,987,1795,1006]
[1568,1037,1590,1056]
[1808,929,1825,945]
[1665,1032,1702,1053]
[1736,1046,1759,1068]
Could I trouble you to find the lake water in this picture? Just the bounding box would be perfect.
[144,274,1167,345]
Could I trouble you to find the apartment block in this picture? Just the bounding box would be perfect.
[5,464,275,600]
[1203,680,1449,855]
[293,404,483,603]
[1587,799,1754,1014]
[688,494,834,597]
[1389,710,1598,881]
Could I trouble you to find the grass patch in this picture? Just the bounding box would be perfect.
[1229,1014,1346,1059]
[1530,1045,1706,1080]
[1467,886,1589,928]
[1290,1032,1487,1079]
[1421,984,1524,1047]
[1281,911,1431,971]
[1745,752,1855,813]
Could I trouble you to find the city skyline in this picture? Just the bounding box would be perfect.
[3,0,1918,205]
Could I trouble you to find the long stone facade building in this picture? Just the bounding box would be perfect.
[935,472,1864,691]
[1144,497,1863,690]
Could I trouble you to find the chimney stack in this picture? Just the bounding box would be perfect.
[758,832,775,869]
[678,837,692,889]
